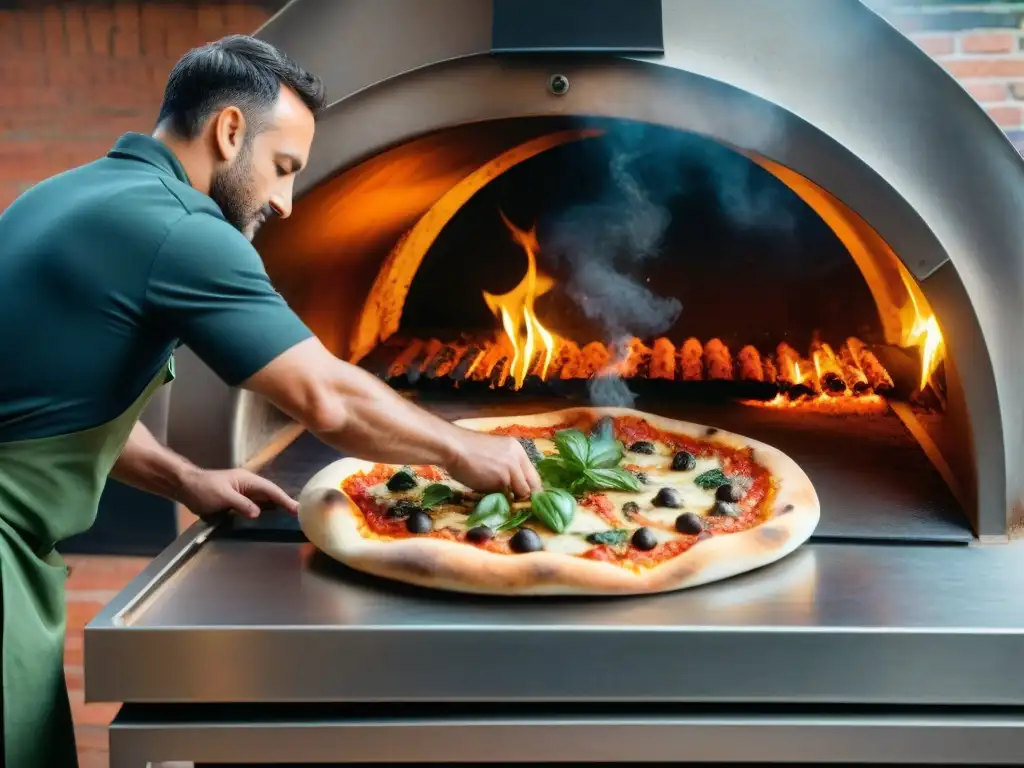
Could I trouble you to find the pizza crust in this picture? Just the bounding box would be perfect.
[298,406,820,596]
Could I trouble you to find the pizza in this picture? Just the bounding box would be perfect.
[297,406,819,596]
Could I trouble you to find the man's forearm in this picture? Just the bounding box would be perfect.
[310,364,466,466]
[245,341,467,468]
[110,422,198,502]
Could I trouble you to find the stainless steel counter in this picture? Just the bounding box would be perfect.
[87,521,1024,707]
[87,520,1024,765]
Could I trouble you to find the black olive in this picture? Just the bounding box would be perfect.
[631,527,658,551]
[711,501,741,518]
[629,441,656,454]
[516,437,543,465]
[466,525,494,544]
[671,451,697,471]
[653,487,682,508]
[621,501,640,519]
[510,528,543,553]
[675,512,704,535]
[715,483,743,503]
[405,510,433,534]
[386,469,417,492]
[706,427,719,436]
[387,499,421,519]
[631,470,649,485]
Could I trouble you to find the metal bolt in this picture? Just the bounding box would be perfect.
[549,74,569,95]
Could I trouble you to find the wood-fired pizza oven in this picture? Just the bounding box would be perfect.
[165,0,1024,545]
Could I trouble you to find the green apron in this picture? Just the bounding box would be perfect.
[0,358,174,767]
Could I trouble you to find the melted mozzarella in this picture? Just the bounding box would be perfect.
[542,533,597,555]
[564,506,612,534]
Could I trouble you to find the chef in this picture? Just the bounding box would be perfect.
[0,34,541,767]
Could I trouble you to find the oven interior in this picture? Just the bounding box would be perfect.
[255,115,973,545]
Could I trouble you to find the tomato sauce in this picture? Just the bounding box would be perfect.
[341,413,776,567]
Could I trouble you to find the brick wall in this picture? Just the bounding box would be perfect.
[886,1,1024,146]
[0,0,280,212]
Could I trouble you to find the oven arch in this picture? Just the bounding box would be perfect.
[167,0,1024,538]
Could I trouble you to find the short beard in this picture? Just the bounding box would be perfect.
[209,137,260,239]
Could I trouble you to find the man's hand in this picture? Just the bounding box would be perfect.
[447,431,542,499]
[177,467,299,519]
[112,422,297,518]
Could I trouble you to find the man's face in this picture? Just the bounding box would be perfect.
[210,87,316,241]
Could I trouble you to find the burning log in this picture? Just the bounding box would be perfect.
[650,338,676,380]
[704,338,734,381]
[374,334,898,403]
[847,337,894,393]
[736,345,763,383]
[680,338,704,381]
[811,339,847,394]
[839,344,870,394]
[775,343,813,397]
[577,341,609,378]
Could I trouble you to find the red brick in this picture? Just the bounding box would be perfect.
[987,105,1023,127]
[66,555,150,591]
[64,5,91,57]
[961,32,1017,55]
[65,632,84,668]
[912,34,954,57]
[66,600,109,632]
[944,57,1024,78]
[965,81,1008,102]
[112,0,142,58]
[0,2,270,213]
[68,687,122,728]
[74,725,111,752]
[16,7,45,53]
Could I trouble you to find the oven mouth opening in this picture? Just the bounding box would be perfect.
[258,116,972,544]
[349,121,945,414]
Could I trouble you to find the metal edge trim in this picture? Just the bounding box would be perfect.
[106,707,1024,765]
[85,519,216,629]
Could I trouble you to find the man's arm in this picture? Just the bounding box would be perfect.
[112,422,298,516]
[146,213,541,497]
[242,337,541,497]
[111,422,196,500]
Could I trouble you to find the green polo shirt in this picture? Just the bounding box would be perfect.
[0,132,313,442]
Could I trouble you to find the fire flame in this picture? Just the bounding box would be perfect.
[481,212,558,389]
[896,265,944,392]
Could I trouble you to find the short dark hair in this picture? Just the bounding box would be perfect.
[156,34,326,140]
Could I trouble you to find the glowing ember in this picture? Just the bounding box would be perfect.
[742,393,888,415]
[481,212,558,389]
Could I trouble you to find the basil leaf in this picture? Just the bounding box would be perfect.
[586,529,630,546]
[586,437,623,469]
[554,428,590,469]
[466,492,511,528]
[495,509,531,532]
[568,476,590,496]
[582,467,643,492]
[537,456,579,490]
[421,483,453,508]
[530,488,577,533]
[694,468,730,490]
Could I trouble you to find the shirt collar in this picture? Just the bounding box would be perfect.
[107,132,192,185]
